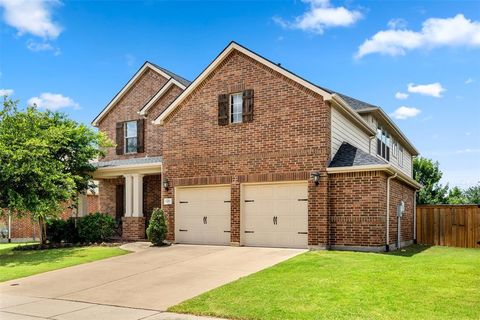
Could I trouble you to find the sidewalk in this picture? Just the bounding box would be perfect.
[0,293,225,320]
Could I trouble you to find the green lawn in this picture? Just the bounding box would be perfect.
[0,243,128,282]
[170,245,480,320]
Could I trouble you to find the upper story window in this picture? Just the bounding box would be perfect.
[230,93,243,124]
[392,141,398,158]
[125,121,138,154]
[376,126,390,161]
[398,145,404,167]
[115,119,144,156]
[218,89,254,126]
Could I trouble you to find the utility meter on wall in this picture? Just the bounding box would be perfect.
[397,201,405,218]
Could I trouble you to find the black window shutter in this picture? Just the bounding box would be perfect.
[137,118,145,153]
[116,122,124,155]
[242,89,254,123]
[218,94,229,126]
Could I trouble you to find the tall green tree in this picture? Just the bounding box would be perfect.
[0,98,112,243]
[464,183,480,204]
[413,157,449,204]
[446,186,468,204]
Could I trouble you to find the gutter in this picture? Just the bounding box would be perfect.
[386,173,397,252]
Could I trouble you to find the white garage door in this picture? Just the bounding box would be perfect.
[243,182,308,248]
[175,185,231,245]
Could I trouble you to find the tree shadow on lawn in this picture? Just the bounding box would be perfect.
[381,244,432,258]
[0,247,83,268]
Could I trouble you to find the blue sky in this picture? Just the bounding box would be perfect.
[0,0,479,188]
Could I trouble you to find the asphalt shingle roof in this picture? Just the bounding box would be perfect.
[94,156,162,168]
[150,62,191,87]
[329,142,387,168]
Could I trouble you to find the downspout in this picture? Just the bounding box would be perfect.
[413,190,417,244]
[386,172,397,252]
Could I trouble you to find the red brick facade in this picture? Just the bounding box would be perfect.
[161,50,330,247]
[97,69,169,161]
[92,46,417,250]
[1,195,99,240]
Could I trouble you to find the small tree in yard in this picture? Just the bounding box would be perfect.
[147,208,168,246]
[0,97,112,244]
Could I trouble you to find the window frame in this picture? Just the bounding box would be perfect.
[376,125,390,162]
[398,145,404,167]
[229,92,243,124]
[124,120,138,154]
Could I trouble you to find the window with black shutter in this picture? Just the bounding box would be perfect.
[218,94,229,126]
[218,90,254,126]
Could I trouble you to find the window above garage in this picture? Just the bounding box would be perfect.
[218,89,254,126]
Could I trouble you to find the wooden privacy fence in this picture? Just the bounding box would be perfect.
[416,205,480,248]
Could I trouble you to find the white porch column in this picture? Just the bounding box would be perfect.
[77,194,88,217]
[132,174,144,217]
[124,174,133,217]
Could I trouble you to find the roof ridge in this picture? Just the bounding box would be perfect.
[148,61,191,87]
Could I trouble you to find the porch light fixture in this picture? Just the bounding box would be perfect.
[311,172,321,186]
[163,179,170,191]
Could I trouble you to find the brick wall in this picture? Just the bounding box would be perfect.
[97,68,169,161]
[389,178,415,247]
[329,171,415,249]
[99,178,124,218]
[161,49,331,246]
[329,171,388,247]
[122,217,146,240]
[0,195,98,240]
[143,174,162,225]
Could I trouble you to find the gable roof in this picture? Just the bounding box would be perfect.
[329,142,387,168]
[138,78,187,116]
[91,62,189,126]
[153,41,335,125]
[149,62,191,87]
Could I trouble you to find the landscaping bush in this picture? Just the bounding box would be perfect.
[146,208,168,246]
[78,212,116,243]
[46,218,80,243]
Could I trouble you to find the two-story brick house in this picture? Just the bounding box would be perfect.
[92,42,421,251]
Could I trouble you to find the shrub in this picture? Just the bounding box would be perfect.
[46,218,80,243]
[146,208,168,246]
[78,212,116,243]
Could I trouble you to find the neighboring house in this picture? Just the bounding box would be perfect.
[92,42,421,251]
[0,193,99,242]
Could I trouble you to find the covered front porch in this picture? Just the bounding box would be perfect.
[92,157,163,240]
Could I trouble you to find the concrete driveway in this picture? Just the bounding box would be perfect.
[0,244,305,319]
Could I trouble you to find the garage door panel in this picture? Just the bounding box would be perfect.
[243,182,308,249]
[176,186,231,245]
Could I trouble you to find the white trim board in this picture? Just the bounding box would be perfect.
[139,78,186,116]
[153,42,335,125]
[91,62,173,127]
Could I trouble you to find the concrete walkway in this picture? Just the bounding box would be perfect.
[0,244,305,319]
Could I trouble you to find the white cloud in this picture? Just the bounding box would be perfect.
[456,148,480,154]
[26,39,61,55]
[274,0,362,34]
[407,82,446,97]
[28,93,79,111]
[465,78,475,84]
[0,0,62,39]
[387,18,408,29]
[395,92,409,100]
[391,106,421,119]
[356,14,480,58]
[0,88,14,96]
